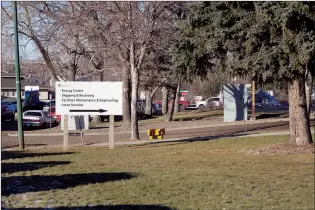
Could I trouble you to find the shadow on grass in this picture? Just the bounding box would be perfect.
[4,205,175,210]
[1,151,75,160]
[173,116,205,121]
[2,172,137,196]
[1,161,71,174]
[89,125,120,130]
[256,113,284,119]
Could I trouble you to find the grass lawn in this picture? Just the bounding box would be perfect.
[140,109,224,124]
[2,135,314,209]
[89,110,224,128]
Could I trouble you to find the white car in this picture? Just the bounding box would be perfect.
[197,97,222,110]
[23,110,57,128]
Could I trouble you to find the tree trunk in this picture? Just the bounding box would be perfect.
[145,90,153,116]
[288,77,312,145]
[122,66,131,125]
[162,86,168,115]
[32,36,58,86]
[130,41,140,140]
[166,87,176,122]
[174,83,180,113]
[68,52,77,81]
[144,86,159,116]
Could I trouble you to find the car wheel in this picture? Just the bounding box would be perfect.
[53,120,57,127]
[42,122,47,129]
[198,105,205,110]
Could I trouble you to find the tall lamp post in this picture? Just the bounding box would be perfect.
[13,1,25,149]
[250,74,256,120]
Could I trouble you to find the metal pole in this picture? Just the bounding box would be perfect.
[109,115,114,149]
[243,97,247,132]
[49,101,51,128]
[13,1,25,150]
[251,75,256,120]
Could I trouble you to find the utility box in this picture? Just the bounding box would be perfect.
[60,115,89,131]
[223,84,251,122]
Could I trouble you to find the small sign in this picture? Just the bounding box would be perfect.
[56,82,122,115]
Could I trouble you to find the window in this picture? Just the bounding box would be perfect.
[12,91,15,96]
[24,112,42,117]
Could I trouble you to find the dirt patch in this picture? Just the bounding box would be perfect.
[246,143,314,155]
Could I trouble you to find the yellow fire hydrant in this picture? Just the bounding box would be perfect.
[147,128,165,140]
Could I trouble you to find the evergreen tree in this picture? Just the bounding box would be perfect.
[171,2,315,145]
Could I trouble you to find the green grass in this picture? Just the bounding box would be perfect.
[140,109,223,124]
[2,135,314,209]
[89,110,224,128]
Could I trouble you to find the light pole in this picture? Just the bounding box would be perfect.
[13,1,25,149]
[250,74,256,120]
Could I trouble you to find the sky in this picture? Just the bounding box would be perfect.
[2,1,40,61]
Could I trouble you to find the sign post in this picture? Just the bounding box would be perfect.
[56,82,122,149]
[109,115,114,149]
[63,115,69,150]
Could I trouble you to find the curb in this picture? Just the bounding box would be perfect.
[7,118,289,137]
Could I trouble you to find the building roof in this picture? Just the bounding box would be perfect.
[1,77,50,90]
[1,73,25,79]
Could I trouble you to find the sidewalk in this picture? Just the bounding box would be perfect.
[4,129,308,151]
[7,117,289,137]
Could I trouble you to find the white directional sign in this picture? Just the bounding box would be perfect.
[56,82,123,115]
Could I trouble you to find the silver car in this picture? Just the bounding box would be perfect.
[23,110,57,128]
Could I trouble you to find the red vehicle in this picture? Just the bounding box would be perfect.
[47,106,61,122]
[155,90,190,111]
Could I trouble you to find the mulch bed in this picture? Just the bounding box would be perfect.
[247,143,315,155]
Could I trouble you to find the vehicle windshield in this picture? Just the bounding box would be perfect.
[24,112,42,117]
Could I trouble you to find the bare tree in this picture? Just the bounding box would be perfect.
[2,2,61,85]
[174,83,180,113]
[75,2,181,139]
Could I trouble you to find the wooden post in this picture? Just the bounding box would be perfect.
[63,115,69,150]
[109,115,114,149]
[251,76,256,120]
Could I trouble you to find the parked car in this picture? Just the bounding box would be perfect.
[46,106,61,122]
[155,100,189,112]
[1,105,15,122]
[23,101,48,112]
[138,100,163,115]
[197,97,222,110]
[89,115,123,122]
[1,102,15,113]
[23,110,57,128]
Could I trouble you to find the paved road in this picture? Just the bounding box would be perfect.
[4,120,312,149]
